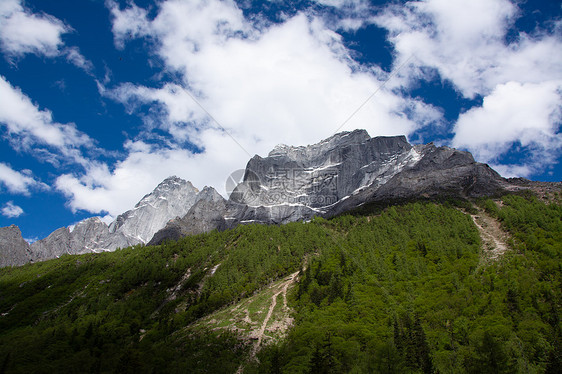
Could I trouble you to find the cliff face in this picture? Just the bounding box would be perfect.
[108,176,200,245]
[148,186,228,246]
[149,130,507,245]
[29,217,132,261]
[0,225,31,267]
[224,130,505,225]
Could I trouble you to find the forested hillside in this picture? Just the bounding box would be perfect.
[0,193,560,373]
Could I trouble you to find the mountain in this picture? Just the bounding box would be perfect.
[228,130,505,221]
[0,225,31,267]
[108,176,200,244]
[149,130,508,245]
[27,177,201,263]
[29,217,131,261]
[0,130,521,265]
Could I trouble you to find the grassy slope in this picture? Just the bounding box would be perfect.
[0,194,560,373]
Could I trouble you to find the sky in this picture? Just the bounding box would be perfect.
[0,0,561,242]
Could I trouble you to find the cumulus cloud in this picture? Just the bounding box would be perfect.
[1,201,24,218]
[0,0,69,57]
[106,0,152,49]
[109,0,438,142]
[101,82,208,142]
[374,0,562,176]
[0,76,93,165]
[0,162,45,195]
[0,0,93,73]
[57,0,560,218]
[53,0,442,216]
[375,0,517,96]
[452,81,562,176]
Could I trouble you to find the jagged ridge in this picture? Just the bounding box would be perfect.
[0,130,532,265]
[149,130,509,245]
[19,177,204,264]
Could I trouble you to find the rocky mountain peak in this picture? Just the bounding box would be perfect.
[234,134,417,211]
[197,186,226,202]
[147,185,228,246]
[23,177,204,265]
[268,129,372,159]
[134,176,198,209]
[108,176,200,243]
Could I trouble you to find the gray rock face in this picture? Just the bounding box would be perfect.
[0,225,32,267]
[227,130,427,223]
[30,227,72,260]
[29,217,132,261]
[331,143,506,215]
[109,176,200,244]
[149,130,507,245]
[148,186,228,245]
[228,130,506,225]
[71,217,131,253]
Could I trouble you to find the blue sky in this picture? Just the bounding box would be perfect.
[0,0,561,241]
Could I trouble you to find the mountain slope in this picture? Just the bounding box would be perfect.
[0,194,560,373]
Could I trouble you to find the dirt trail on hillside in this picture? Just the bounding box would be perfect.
[470,207,510,261]
[251,272,297,358]
[236,271,298,373]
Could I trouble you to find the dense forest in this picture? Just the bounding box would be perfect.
[0,192,560,373]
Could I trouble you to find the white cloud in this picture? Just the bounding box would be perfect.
[107,0,437,143]
[101,82,208,142]
[0,0,69,57]
[374,0,546,97]
[106,0,152,49]
[56,134,249,216]
[0,0,93,73]
[0,75,93,165]
[51,0,443,216]
[64,47,94,73]
[374,0,562,176]
[0,162,45,195]
[59,0,559,218]
[375,0,562,101]
[452,81,562,175]
[1,201,24,218]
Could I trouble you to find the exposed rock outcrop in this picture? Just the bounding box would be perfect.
[109,176,200,244]
[150,130,508,244]
[26,176,201,263]
[0,225,32,267]
[224,130,506,225]
[29,217,131,261]
[148,186,228,245]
